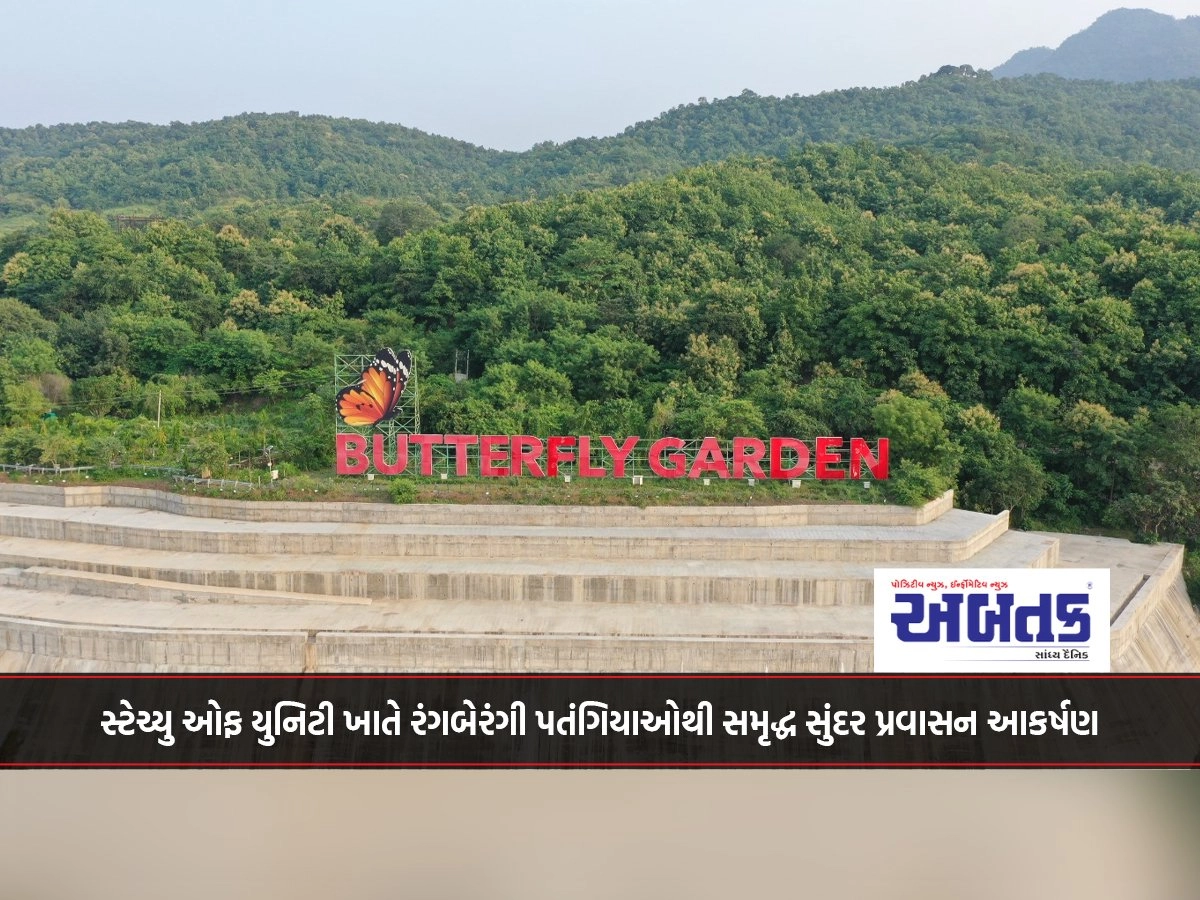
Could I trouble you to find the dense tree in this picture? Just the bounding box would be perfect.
[0,146,1198,552]
[11,76,1200,230]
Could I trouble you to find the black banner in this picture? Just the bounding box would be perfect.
[1,675,1198,767]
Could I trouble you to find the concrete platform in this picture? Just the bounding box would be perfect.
[0,520,1055,607]
[0,482,954,526]
[0,484,1194,671]
[0,566,374,606]
[0,500,1009,562]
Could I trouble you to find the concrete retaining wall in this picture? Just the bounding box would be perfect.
[1110,544,1184,660]
[0,567,372,607]
[1111,545,1200,670]
[0,507,1004,563]
[0,556,874,606]
[0,616,310,669]
[11,479,1192,673]
[0,482,952,528]
[309,632,874,673]
[0,613,871,672]
[1115,575,1200,672]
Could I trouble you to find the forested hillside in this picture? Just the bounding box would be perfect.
[0,114,509,224]
[2,145,1198,552]
[7,75,1200,227]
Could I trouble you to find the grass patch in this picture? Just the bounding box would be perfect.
[1,468,893,506]
[326,473,888,507]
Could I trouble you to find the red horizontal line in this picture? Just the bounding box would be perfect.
[0,674,1193,682]
[0,762,1194,769]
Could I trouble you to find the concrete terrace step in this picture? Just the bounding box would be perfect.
[1,484,1193,672]
[0,584,874,639]
[0,483,954,528]
[0,503,1009,563]
[0,525,1055,607]
[0,585,874,672]
[0,542,872,606]
[954,529,1059,568]
[0,566,372,607]
[0,651,238,673]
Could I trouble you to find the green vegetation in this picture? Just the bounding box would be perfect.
[1,143,1198,561]
[388,478,419,504]
[10,75,1200,230]
[0,466,882,510]
[0,113,497,225]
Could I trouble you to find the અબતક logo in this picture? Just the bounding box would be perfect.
[873,568,1110,672]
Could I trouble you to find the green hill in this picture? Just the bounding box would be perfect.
[0,113,512,219]
[3,145,1200,547]
[993,8,1200,81]
[8,75,1200,229]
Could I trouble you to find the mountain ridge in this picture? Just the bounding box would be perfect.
[994,7,1200,81]
[7,74,1200,226]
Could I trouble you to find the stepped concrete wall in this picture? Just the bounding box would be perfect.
[0,482,953,527]
[1111,545,1200,671]
[0,504,1007,563]
[0,567,373,606]
[0,625,872,673]
[0,616,309,669]
[0,561,874,607]
[0,483,1195,673]
[310,633,873,673]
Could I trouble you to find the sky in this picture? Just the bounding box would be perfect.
[3,1,1200,150]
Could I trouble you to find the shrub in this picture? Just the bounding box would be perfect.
[886,459,953,507]
[388,478,418,504]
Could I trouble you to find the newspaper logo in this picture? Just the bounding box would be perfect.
[873,568,1110,672]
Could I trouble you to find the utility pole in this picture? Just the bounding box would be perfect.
[157,390,162,427]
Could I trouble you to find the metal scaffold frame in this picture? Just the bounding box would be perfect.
[333,351,420,443]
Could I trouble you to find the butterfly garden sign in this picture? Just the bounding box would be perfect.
[334,349,889,483]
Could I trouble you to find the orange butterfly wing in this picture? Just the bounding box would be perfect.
[336,349,411,427]
[337,388,389,427]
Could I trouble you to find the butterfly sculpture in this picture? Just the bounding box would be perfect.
[336,348,412,427]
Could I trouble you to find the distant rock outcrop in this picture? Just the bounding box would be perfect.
[921,64,984,80]
[993,8,1200,81]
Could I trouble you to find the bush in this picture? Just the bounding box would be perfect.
[388,478,418,504]
[886,459,953,507]
[0,425,42,464]
[287,474,321,493]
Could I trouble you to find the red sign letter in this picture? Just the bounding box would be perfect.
[600,436,640,478]
[336,434,369,475]
[648,437,686,478]
[443,434,479,476]
[689,437,730,479]
[408,434,443,476]
[769,438,810,479]
[371,433,408,475]
[850,437,888,480]
[577,436,607,477]
[815,437,845,480]
[733,437,767,479]
[511,435,545,477]
[480,435,511,477]
[546,436,576,477]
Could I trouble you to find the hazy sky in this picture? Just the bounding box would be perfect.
[3,1,1200,150]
